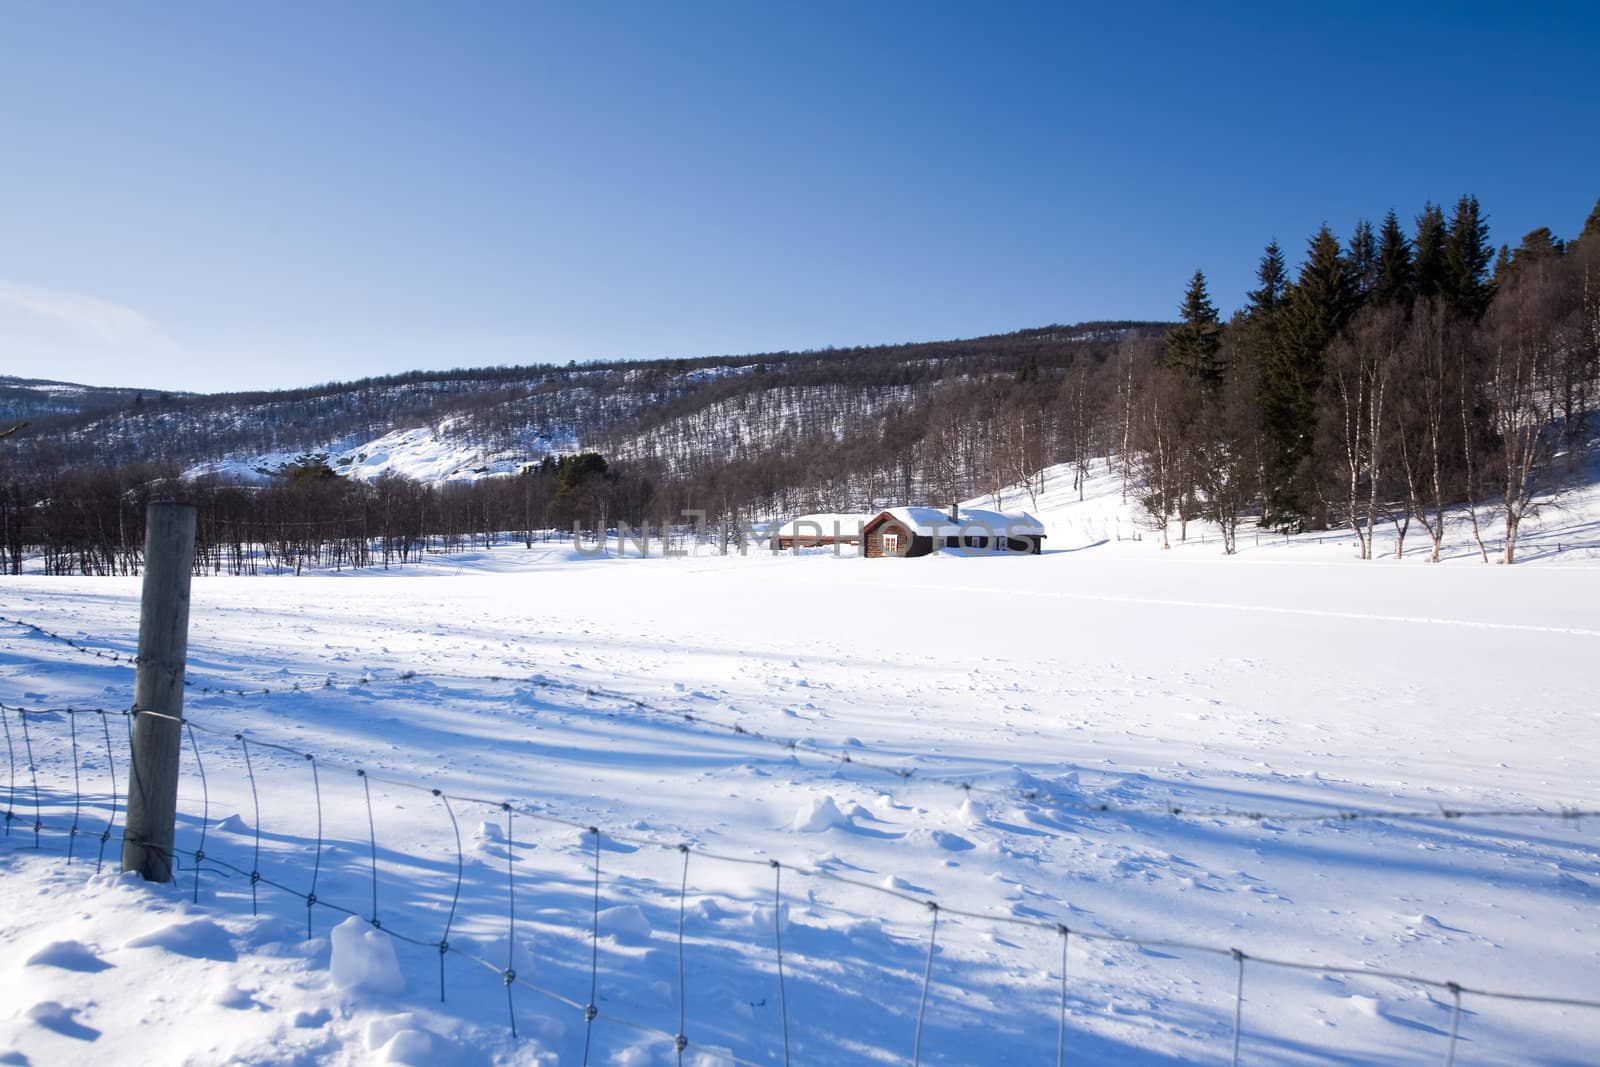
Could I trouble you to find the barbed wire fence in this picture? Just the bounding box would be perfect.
[3,613,1600,1065]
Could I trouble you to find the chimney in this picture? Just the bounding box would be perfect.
[949,503,959,523]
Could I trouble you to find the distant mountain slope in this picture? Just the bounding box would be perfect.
[0,375,175,424]
[6,321,1165,484]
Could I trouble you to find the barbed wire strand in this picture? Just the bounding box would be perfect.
[504,803,518,1040]
[95,711,118,873]
[359,770,381,928]
[239,735,261,915]
[66,712,81,862]
[581,826,603,1066]
[675,845,691,1066]
[772,859,792,1067]
[307,754,324,937]
[435,789,464,1004]
[19,710,40,846]
[186,722,210,901]
[2,704,14,838]
[911,901,939,1067]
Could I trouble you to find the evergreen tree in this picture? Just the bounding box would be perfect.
[1493,243,1512,282]
[1583,196,1600,240]
[1262,225,1357,527]
[1246,241,1289,314]
[1510,227,1564,268]
[1413,202,1447,301]
[1165,269,1224,386]
[1443,193,1494,318]
[1348,219,1379,300]
[1374,209,1414,307]
[1237,242,1289,463]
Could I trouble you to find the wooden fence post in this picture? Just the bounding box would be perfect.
[122,501,196,882]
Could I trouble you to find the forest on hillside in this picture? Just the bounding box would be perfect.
[1128,194,1599,563]
[1,193,1596,575]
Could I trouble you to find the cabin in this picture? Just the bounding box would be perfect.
[771,513,874,551]
[861,506,1046,557]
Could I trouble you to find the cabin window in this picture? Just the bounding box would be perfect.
[883,533,899,554]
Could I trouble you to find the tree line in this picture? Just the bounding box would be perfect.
[0,191,1594,573]
[1124,194,1599,562]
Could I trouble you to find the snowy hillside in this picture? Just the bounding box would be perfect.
[1,461,1597,1065]
[183,423,580,486]
[981,456,1600,566]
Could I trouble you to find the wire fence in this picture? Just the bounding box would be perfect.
[1,694,1597,1066]
[3,605,1600,1064]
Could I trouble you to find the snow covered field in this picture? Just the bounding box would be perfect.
[2,479,1599,1065]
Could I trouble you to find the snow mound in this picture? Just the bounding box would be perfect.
[367,1013,437,1063]
[124,918,237,961]
[957,794,989,827]
[600,904,654,945]
[24,939,111,972]
[791,795,849,832]
[24,1000,99,1041]
[379,1029,435,1064]
[330,916,405,995]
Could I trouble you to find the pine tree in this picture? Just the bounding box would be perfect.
[1583,196,1600,240]
[1262,225,1358,527]
[1443,193,1494,318]
[1413,202,1447,301]
[1493,243,1512,282]
[1165,269,1224,386]
[1236,243,1289,487]
[1510,227,1564,268]
[1374,209,1414,307]
[1246,241,1289,313]
[1348,219,1379,300]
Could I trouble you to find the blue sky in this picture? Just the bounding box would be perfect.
[2,2,1596,393]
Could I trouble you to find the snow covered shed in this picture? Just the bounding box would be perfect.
[772,513,874,551]
[861,506,1046,557]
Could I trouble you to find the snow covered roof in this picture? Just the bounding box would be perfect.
[869,507,1046,538]
[775,513,874,538]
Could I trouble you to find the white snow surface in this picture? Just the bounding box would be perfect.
[2,460,1599,1065]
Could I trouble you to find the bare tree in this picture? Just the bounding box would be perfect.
[1193,364,1261,554]
[1485,256,1570,563]
[1320,306,1401,558]
[1132,368,1195,549]
[1391,301,1461,561]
